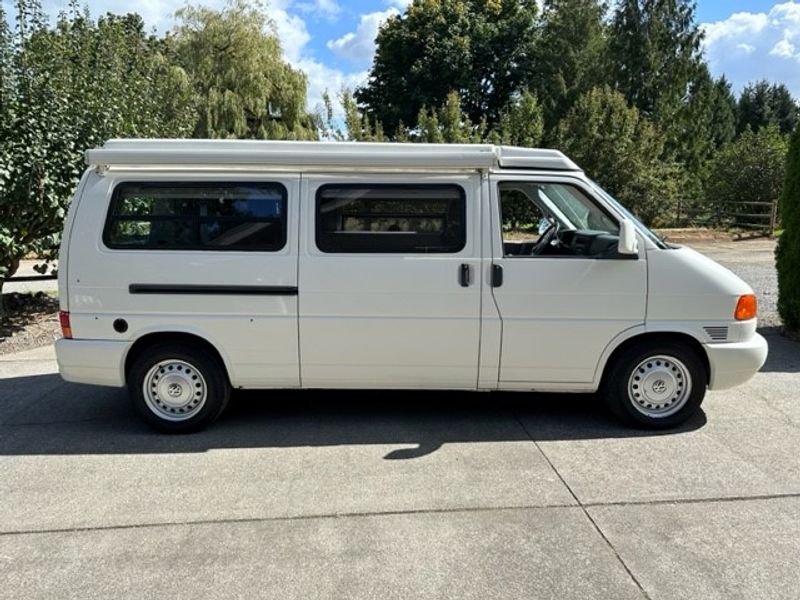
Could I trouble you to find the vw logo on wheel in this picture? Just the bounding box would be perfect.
[652,380,667,394]
[167,383,183,397]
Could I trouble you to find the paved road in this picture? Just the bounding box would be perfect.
[1,240,798,599]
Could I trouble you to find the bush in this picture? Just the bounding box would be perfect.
[777,125,800,332]
[706,126,788,229]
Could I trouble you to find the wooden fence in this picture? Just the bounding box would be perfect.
[676,198,780,236]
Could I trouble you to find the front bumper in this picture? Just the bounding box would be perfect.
[705,333,769,390]
[55,338,130,387]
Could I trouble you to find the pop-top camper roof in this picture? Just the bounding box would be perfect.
[86,139,582,172]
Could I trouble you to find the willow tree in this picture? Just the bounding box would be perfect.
[173,0,318,140]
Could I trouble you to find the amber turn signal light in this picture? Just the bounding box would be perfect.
[734,294,757,321]
[59,311,73,339]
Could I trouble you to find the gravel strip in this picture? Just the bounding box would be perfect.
[0,293,61,356]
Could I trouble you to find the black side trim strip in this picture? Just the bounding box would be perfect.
[129,284,298,296]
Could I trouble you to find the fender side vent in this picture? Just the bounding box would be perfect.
[703,326,729,342]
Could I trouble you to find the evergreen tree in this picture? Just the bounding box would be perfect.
[777,125,800,332]
[488,90,544,147]
[414,91,485,143]
[556,86,682,226]
[709,76,738,148]
[737,80,799,136]
[173,0,317,140]
[532,0,607,137]
[667,67,737,206]
[607,0,703,125]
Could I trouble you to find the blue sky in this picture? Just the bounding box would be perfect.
[3,0,799,113]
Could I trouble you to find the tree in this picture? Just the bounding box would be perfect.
[415,91,484,143]
[665,68,738,208]
[708,76,738,148]
[607,0,703,125]
[556,86,682,226]
[488,90,544,147]
[320,89,387,142]
[705,126,788,229]
[737,80,799,136]
[173,0,317,140]
[532,0,607,137]
[0,1,196,311]
[777,125,800,332]
[355,0,539,136]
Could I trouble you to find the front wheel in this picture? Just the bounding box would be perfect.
[128,342,231,433]
[602,340,707,429]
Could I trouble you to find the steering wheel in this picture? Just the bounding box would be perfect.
[530,222,558,255]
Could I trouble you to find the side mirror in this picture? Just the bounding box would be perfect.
[618,219,639,256]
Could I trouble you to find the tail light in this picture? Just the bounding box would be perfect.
[734,295,758,321]
[59,311,73,339]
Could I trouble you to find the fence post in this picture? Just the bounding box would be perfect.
[769,197,778,237]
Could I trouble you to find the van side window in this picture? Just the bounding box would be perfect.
[316,184,466,253]
[104,182,287,251]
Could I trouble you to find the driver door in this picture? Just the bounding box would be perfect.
[489,174,647,385]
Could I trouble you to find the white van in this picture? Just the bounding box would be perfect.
[55,140,768,432]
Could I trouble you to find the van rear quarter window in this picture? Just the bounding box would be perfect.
[316,184,466,253]
[104,182,287,251]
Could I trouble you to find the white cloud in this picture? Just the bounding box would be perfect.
[327,8,398,64]
[298,58,368,114]
[703,11,769,46]
[296,0,341,22]
[268,0,312,63]
[770,38,798,59]
[702,2,800,98]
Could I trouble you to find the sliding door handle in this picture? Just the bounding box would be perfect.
[459,264,471,287]
[492,264,503,288]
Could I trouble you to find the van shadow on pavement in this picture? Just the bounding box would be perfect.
[3,330,795,459]
[0,373,708,458]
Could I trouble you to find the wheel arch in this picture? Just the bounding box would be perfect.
[595,328,710,389]
[124,331,232,386]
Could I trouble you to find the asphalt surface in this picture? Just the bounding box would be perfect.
[1,240,798,599]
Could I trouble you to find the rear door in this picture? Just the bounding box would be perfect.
[298,173,483,389]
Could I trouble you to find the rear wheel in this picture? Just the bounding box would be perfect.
[128,342,230,433]
[602,340,707,429]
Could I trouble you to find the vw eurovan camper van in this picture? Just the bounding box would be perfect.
[56,140,768,432]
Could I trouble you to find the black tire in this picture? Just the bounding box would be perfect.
[601,339,707,429]
[128,342,231,433]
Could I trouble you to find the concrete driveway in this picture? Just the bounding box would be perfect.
[2,337,798,599]
[1,241,799,599]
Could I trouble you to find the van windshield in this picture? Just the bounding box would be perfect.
[587,180,669,249]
